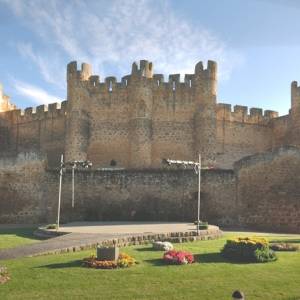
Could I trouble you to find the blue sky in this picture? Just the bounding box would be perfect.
[0,0,300,115]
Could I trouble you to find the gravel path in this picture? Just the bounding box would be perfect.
[0,232,135,260]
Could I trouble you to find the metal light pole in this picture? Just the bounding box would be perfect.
[72,165,75,208]
[162,155,206,235]
[57,154,64,230]
[56,157,92,231]
[197,154,201,235]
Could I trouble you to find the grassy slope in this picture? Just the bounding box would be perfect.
[0,232,299,300]
[0,227,41,249]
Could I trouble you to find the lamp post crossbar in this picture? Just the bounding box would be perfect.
[163,155,212,235]
[57,155,92,230]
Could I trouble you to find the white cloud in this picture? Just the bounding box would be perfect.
[14,80,60,105]
[3,0,243,84]
[17,43,65,89]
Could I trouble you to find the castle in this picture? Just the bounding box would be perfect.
[0,60,299,233]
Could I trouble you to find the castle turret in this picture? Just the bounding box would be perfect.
[65,61,91,162]
[128,60,153,168]
[291,81,300,113]
[286,81,300,147]
[0,83,16,112]
[193,60,217,166]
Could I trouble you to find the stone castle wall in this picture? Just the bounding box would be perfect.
[0,147,299,233]
[235,146,300,233]
[0,60,299,232]
[0,60,293,169]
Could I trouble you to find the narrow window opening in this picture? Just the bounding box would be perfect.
[189,79,192,88]
[109,81,113,92]
[110,159,117,166]
[157,80,160,86]
[172,81,176,91]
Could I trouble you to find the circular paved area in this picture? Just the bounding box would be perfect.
[59,221,196,234]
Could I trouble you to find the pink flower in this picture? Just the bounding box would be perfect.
[163,250,194,265]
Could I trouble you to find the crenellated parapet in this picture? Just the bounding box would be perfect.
[0,83,16,113]
[0,101,67,125]
[216,103,279,124]
[65,59,219,97]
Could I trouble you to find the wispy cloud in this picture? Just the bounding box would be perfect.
[14,80,60,105]
[3,0,243,86]
[17,43,65,89]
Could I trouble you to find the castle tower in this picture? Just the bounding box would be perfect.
[287,81,300,146]
[0,83,16,112]
[291,81,300,113]
[193,60,217,166]
[128,60,153,168]
[65,62,91,162]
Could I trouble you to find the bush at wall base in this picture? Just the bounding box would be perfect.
[221,237,277,263]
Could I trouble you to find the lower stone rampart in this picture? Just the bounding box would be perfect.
[0,147,299,233]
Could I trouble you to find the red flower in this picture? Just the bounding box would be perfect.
[163,250,194,265]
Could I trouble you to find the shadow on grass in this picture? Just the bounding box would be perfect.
[270,239,300,244]
[36,260,82,269]
[143,258,169,266]
[0,228,43,241]
[136,247,159,252]
[194,252,228,264]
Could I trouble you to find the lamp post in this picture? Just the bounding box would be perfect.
[56,156,92,230]
[162,154,211,235]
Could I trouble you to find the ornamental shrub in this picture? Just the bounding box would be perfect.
[221,237,277,263]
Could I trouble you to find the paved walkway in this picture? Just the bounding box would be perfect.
[0,222,198,261]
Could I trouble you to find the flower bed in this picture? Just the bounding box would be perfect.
[221,237,277,263]
[163,250,194,265]
[0,266,10,284]
[83,253,137,269]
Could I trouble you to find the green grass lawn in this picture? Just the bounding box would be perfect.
[0,231,299,300]
[0,227,41,249]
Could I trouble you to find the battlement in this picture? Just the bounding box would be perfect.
[67,60,218,94]
[131,60,153,78]
[291,81,300,95]
[0,101,67,123]
[291,81,300,111]
[0,83,16,112]
[194,60,217,80]
[67,61,92,82]
[216,103,278,124]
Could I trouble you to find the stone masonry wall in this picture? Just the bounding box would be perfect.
[0,60,294,170]
[0,148,299,233]
[44,168,236,225]
[0,153,48,223]
[235,146,300,233]
[0,153,236,226]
